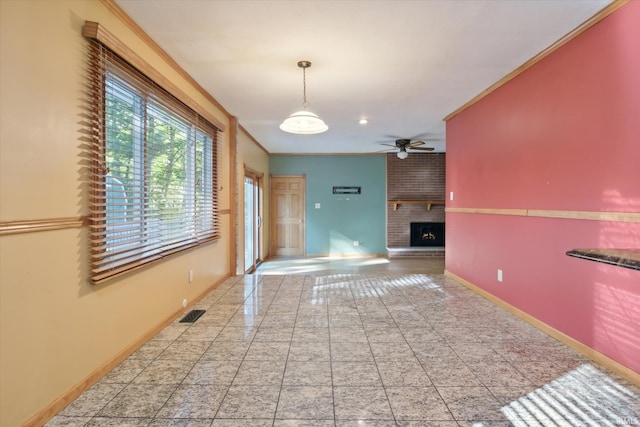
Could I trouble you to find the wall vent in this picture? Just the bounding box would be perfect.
[179,309,206,323]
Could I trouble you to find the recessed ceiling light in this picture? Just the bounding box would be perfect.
[359,118,368,125]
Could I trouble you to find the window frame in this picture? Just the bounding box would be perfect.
[85,28,221,284]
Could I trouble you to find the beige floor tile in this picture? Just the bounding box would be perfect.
[47,260,640,426]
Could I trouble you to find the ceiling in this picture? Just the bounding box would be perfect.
[114,0,612,155]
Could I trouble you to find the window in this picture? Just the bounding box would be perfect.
[87,39,220,284]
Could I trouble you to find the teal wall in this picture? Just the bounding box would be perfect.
[270,155,387,256]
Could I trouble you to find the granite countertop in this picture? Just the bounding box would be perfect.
[566,248,640,271]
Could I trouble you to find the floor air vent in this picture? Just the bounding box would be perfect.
[179,309,206,323]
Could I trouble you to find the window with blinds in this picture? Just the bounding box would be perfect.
[87,39,220,284]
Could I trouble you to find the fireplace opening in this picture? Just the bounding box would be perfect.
[410,222,445,247]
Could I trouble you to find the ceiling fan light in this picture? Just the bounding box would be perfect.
[280,110,328,134]
[397,150,409,159]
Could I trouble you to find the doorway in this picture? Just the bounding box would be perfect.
[244,173,261,273]
[270,175,306,257]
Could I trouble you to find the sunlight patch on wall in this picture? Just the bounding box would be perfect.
[598,189,640,251]
[330,229,364,255]
[592,280,640,371]
[601,189,640,212]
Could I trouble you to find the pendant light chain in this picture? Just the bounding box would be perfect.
[302,65,308,109]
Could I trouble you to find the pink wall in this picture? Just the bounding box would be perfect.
[446,2,640,372]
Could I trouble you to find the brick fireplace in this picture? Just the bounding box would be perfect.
[387,152,445,258]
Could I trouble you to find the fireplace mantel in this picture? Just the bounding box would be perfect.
[388,200,446,211]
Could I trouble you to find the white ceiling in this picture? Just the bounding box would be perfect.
[115,0,612,154]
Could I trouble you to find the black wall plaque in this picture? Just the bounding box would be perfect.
[333,186,361,194]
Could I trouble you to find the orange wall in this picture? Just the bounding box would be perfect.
[0,1,233,425]
[446,1,640,372]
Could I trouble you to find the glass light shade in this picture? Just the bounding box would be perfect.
[280,110,328,134]
[397,150,409,159]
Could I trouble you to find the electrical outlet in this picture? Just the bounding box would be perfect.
[497,269,503,282]
[353,240,359,246]
[189,270,193,283]
[182,298,188,307]
[450,191,454,201]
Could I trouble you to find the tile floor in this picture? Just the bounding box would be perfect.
[47,261,640,426]
[251,257,446,276]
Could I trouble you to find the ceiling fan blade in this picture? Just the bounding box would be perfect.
[406,132,432,140]
[384,132,431,140]
[409,147,434,151]
[408,140,425,147]
[379,143,397,147]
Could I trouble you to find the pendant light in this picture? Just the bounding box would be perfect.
[397,148,409,159]
[280,60,328,134]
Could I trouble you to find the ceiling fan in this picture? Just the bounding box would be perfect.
[379,137,435,159]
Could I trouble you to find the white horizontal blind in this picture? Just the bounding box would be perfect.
[87,40,219,284]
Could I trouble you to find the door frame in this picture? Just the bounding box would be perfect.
[270,174,306,257]
[244,166,263,273]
